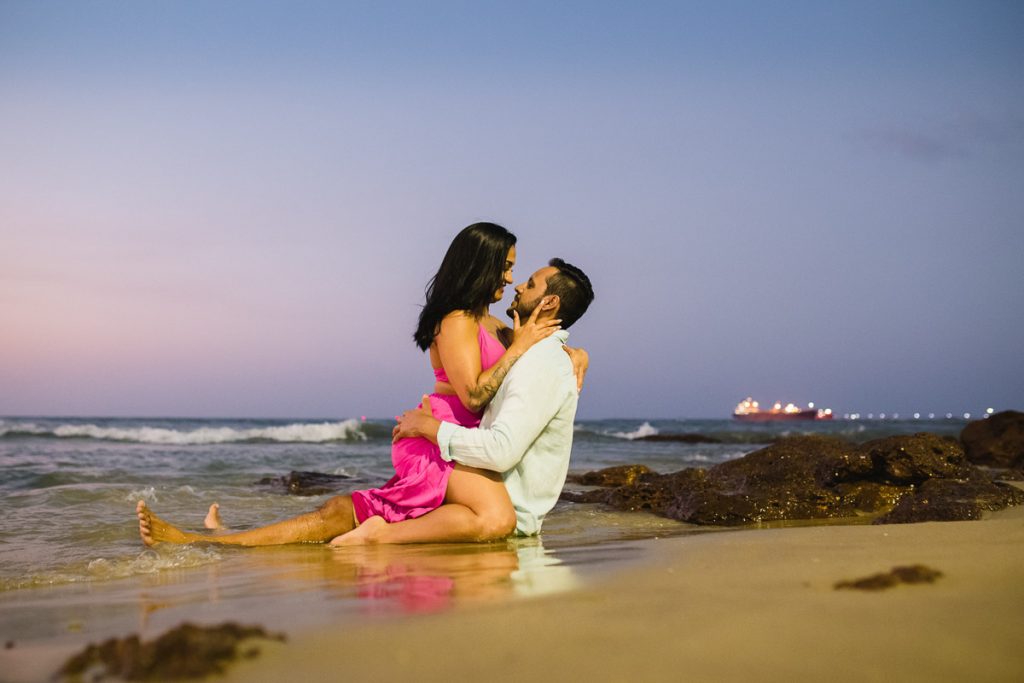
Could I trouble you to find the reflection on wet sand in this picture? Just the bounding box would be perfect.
[136,538,580,626]
[332,543,520,614]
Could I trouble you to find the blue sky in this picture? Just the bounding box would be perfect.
[2,1,1022,418]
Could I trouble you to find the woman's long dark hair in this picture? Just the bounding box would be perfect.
[414,222,517,350]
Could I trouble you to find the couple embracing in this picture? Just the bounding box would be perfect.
[137,222,594,547]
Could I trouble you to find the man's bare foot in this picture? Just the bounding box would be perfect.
[136,500,201,546]
[329,516,388,547]
[204,503,224,530]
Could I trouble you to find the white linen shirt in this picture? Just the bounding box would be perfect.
[436,330,578,536]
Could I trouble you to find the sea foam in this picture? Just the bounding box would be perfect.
[1,546,223,591]
[608,421,660,440]
[32,419,367,444]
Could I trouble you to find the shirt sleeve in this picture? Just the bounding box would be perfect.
[437,350,571,472]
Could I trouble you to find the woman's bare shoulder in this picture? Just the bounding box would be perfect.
[437,310,478,337]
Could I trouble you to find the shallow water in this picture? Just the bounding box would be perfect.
[0,414,970,675]
[0,415,968,588]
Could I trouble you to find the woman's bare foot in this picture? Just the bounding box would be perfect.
[329,516,388,547]
[204,503,224,530]
[136,500,202,546]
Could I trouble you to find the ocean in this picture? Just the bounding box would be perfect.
[0,415,970,672]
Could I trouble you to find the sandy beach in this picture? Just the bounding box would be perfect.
[223,505,1024,683]
[3,499,1021,681]
[3,416,1021,682]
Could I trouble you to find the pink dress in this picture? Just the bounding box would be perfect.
[350,322,507,524]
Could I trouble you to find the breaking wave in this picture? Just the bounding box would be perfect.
[0,419,366,444]
[607,421,660,440]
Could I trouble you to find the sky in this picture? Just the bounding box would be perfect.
[1,1,1022,419]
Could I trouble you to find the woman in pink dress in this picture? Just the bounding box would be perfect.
[136,222,579,547]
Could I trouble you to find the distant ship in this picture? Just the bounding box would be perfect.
[733,397,834,422]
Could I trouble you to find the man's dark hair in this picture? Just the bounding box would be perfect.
[546,258,594,329]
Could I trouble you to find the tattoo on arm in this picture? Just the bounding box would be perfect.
[466,348,523,411]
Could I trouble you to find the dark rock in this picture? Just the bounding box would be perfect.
[812,446,875,486]
[635,433,722,444]
[856,433,972,484]
[874,478,1024,524]
[566,464,653,487]
[562,432,1024,527]
[255,470,352,496]
[607,468,706,514]
[961,410,1024,469]
[834,565,943,591]
[711,435,851,490]
[564,468,706,514]
[672,436,857,524]
[57,622,285,681]
[831,482,906,511]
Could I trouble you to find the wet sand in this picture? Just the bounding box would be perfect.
[4,506,1021,681]
[226,506,1024,683]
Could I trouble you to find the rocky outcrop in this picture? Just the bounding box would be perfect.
[960,410,1024,469]
[567,464,653,487]
[255,470,352,496]
[58,622,285,681]
[876,478,1020,523]
[562,433,1023,526]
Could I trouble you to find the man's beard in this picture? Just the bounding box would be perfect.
[507,296,539,321]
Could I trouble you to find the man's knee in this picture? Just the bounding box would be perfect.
[478,507,517,541]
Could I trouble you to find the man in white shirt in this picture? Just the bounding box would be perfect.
[332,258,594,544]
[136,258,592,547]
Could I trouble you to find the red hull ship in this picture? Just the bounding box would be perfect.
[733,397,833,422]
